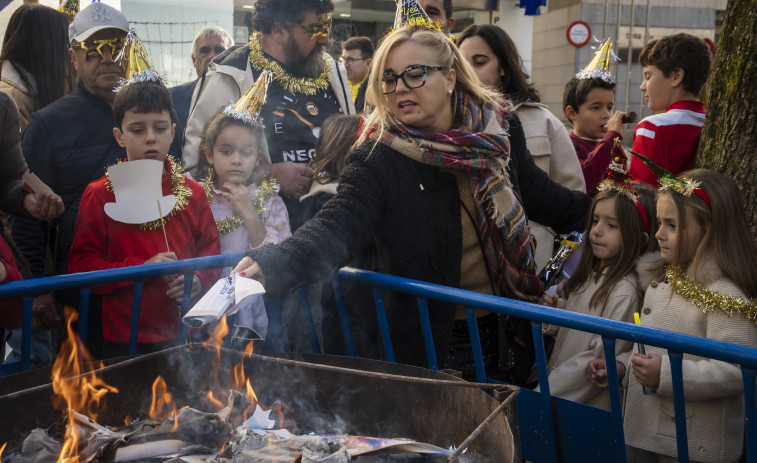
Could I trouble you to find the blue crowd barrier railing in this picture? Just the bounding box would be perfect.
[1,257,756,463]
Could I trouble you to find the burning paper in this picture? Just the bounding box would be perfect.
[183,274,266,328]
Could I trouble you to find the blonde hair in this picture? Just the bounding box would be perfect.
[661,169,757,298]
[356,26,500,147]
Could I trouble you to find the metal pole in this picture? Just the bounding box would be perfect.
[639,0,652,119]
[625,0,636,112]
[615,0,622,79]
[603,0,610,38]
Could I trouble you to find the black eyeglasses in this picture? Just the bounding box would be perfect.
[339,57,367,64]
[381,65,447,94]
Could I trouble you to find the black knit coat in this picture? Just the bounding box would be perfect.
[250,112,591,368]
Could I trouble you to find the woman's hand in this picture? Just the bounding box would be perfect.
[167,274,202,303]
[231,256,266,288]
[539,293,559,307]
[24,192,64,222]
[220,182,257,221]
[631,352,662,388]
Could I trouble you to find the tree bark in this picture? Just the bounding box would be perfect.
[696,0,757,238]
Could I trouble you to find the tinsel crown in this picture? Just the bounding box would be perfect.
[576,38,617,82]
[223,70,273,126]
[629,150,704,197]
[58,0,79,17]
[114,29,163,92]
[392,0,443,32]
[598,138,640,202]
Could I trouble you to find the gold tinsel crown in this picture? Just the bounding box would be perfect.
[58,0,79,17]
[576,38,617,82]
[223,70,273,126]
[391,0,443,33]
[114,29,163,92]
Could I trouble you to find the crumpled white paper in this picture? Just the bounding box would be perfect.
[183,274,266,328]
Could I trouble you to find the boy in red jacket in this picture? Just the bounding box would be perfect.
[628,34,712,186]
[69,80,220,357]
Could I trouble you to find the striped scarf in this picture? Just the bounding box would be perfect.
[374,91,543,301]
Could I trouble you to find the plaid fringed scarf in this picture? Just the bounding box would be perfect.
[375,91,543,302]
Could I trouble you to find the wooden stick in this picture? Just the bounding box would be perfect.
[157,200,170,252]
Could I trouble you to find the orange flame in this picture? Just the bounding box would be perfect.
[52,308,119,463]
[231,340,254,390]
[206,390,225,410]
[1,442,6,461]
[245,379,258,406]
[203,315,229,351]
[148,376,176,419]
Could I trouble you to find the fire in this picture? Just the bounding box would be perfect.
[232,340,254,390]
[1,442,6,461]
[203,315,229,351]
[149,376,176,419]
[149,376,181,432]
[52,308,119,463]
[206,390,225,410]
[245,379,258,407]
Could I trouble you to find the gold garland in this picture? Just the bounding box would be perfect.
[203,171,279,236]
[667,264,757,324]
[247,32,330,95]
[105,156,191,231]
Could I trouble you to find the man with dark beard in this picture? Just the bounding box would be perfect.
[183,0,354,231]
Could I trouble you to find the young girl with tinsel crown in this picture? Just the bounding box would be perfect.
[188,71,291,343]
[537,139,656,410]
[588,163,757,462]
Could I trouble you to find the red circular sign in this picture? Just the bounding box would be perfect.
[567,21,591,47]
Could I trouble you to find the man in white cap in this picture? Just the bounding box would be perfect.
[10,2,182,361]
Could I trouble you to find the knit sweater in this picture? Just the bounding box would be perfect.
[250,112,591,368]
[570,130,622,195]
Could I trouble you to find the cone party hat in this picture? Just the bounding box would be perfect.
[392,0,443,32]
[576,38,616,82]
[599,138,652,231]
[599,138,640,201]
[58,0,79,17]
[114,29,162,92]
[223,70,273,126]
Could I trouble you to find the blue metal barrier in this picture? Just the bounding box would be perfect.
[1,257,756,463]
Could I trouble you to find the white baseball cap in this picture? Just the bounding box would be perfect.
[69,2,129,43]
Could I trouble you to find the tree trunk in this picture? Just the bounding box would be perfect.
[695,0,757,238]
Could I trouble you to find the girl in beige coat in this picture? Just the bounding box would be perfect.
[589,169,757,462]
[538,171,657,409]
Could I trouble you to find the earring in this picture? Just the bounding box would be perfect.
[448,89,453,95]
[207,166,215,183]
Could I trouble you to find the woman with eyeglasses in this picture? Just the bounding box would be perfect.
[233,25,590,384]
[0,4,75,130]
